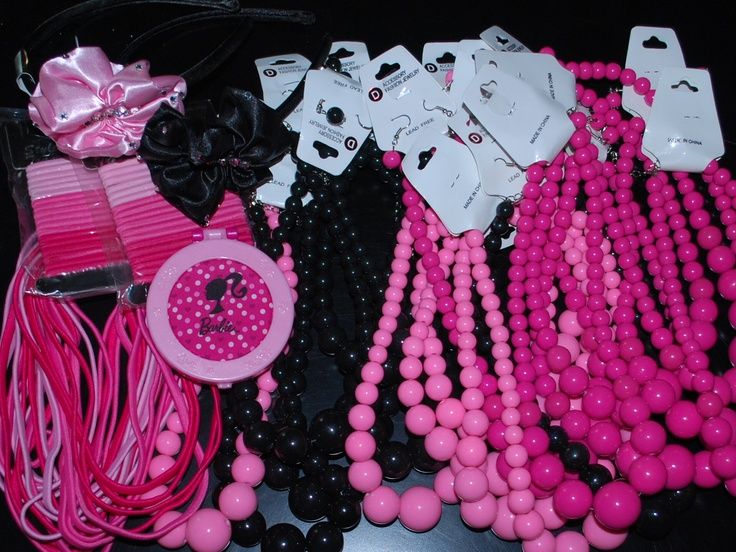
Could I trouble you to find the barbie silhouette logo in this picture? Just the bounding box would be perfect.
[167,259,273,361]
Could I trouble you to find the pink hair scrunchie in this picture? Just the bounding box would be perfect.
[28,46,186,159]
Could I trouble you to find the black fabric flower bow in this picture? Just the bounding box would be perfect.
[138,87,290,226]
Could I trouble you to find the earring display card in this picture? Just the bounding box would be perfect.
[402,128,498,235]
[447,39,489,109]
[360,45,454,153]
[255,53,311,132]
[329,41,371,81]
[463,65,574,168]
[298,68,372,175]
[474,51,576,112]
[642,68,724,172]
[422,42,458,87]
[479,25,531,53]
[622,26,686,120]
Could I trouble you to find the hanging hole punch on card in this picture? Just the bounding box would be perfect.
[417,147,436,170]
[436,51,456,65]
[495,35,510,47]
[375,62,401,80]
[312,141,339,160]
[642,35,668,49]
[671,80,699,93]
[390,113,411,150]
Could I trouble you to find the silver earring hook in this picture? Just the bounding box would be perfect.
[493,157,517,168]
[356,114,372,130]
[422,100,454,117]
[390,114,411,149]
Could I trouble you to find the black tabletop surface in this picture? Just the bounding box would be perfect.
[1,2,736,551]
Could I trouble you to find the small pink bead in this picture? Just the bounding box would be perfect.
[349,404,376,431]
[345,431,376,462]
[587,421,621,458]
[231,454,265,486]
[694,450,721,488]
[405,404,436,436]
[711,445,736,479]
[665,400,703,439]
[583,513,627,550]
[185,509,231,552]
[348,459,383,493]
[508,489,535,514]
[155,510,187,549]
[513,510,545,540]
[522,529,556,552]
[533,496,565,531]
[363,486,401,525]
[166,412,184,433]
[383,150,402,169]
[631,420,666,455]
[156,430,182,456]
[399,487,442,532]
[531,453,565,491]
[148,455,175,479]
[218,482,257,521]
[425,426,459,461]
[555,530,590,552]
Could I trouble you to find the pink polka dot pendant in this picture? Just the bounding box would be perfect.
[146,228,294,386]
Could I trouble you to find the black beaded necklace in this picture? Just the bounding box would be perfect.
[211,131,406,552]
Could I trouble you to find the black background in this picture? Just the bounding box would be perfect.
[1,1,736,551]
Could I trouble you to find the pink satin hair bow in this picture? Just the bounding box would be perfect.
[28,46,186,159]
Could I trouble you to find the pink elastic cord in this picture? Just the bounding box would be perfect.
[98,158,253,284]
[27,158,125,276]
[0,237,222,551]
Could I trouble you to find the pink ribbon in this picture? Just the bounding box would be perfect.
[28,47,186,159]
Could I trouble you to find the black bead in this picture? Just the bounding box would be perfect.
[302,450,329,477]
[635,497,676,540]
[290,181,308,198]
[232,511,267,547]
[312,310,338,329]
[317,327,347,356]
[328,496,361,531]
[319,464,349,497]
[496,200,514,218]
[235,399,264,429]
[283,411,308,430]
[261,523,306,552]
[288,477,329,521]
[285,195,303,211]
[490,217,509,235]
[333,393,357,413]
[667,485,696,513]
[485,235,502,253]
[368,415,394,444]
[274,427,309,465]
[324,56,342,72]
[219,427,238,453]
[376,441,412,481]
[245,421,276,454]
[580,464,613,492]
[211,482,227,506]
[407,436,447,474]
[222,408,238,428]
[539,414,551,430]
[213,451,236,481]
[309,409,349,456]
[306,522,343,552]
[290,331,313,352]
[278,369,307,396]
[335,343,363,375]
[232,380,259,402]
[263,454,299,490]
[326,106,345,125]
[560,442,590,472]
[376,386,401,417]
[547,425,568,453]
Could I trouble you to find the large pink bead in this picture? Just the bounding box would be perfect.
[218,483,257,521]
[530,453,564,491]
[363,485,401,525]
[425,426,459,461]
[231,454,265,486]
[522,529,556,552]
[533,496,565,530]
[454,467,489,502]
[460,493,498,529]
[399,486,442,532]
[155,511,187,549]
[582,513,627,550]
[553,480,593,519]
[555,530,590,552]
[156,430,182,456]
[434,466,459,504]
[185,509,231,552]
[658,444,695,489]
[592,481,641,531]
[491,495,518,540]
[628,455,667,495]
